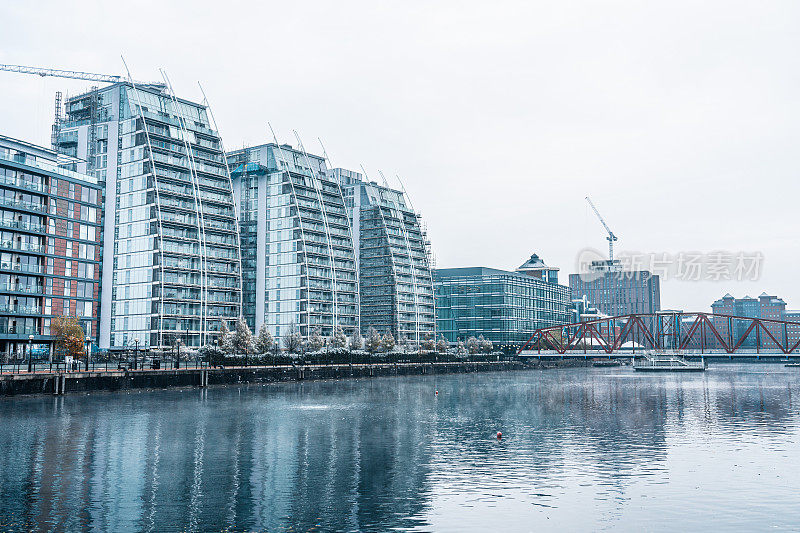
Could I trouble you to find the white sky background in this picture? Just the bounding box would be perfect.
[1,1,798,312]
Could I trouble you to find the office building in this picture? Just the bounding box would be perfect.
[333,168,436,344]
[516,253,559,284]
[434,266,570,346]
[227,144,359,339]
[55,82,242,350]
[568,260,661,316]
[0,134,102,357]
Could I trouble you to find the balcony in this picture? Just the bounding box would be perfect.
[0,240,42,254]
[0,284,44,295]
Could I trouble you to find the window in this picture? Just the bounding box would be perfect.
[65,260,72,276]
[63,279,71,296]
[83,301,92,317]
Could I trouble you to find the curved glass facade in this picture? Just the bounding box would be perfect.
[229,144,358,339]
[333,169,436,345]
[58,83,242,349]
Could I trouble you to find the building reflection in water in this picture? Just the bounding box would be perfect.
[0,366,798,531]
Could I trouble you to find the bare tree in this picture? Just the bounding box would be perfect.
[349,330,363,351]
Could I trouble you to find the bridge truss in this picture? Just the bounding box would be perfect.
[518,312,800,355]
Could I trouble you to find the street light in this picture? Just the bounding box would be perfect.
[133,338,140,370]
[27,334,34,373]
[175,331,181,370]
[85,335,91,371]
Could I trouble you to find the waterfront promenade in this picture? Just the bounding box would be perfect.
[0,360,528,396]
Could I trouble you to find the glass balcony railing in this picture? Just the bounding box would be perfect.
[0,304,41,314]
[0,218,45,233]
[0,174,45,193]
[0,261,43,274]
[0,195,46,213]
[0,284,44,295]
[0,240,42,253]
[0,149,96,185]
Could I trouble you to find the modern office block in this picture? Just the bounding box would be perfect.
[434,267,570,346]
[55,82,242,350]
[568,260,661,317]
[332,168,436,345]
[0,134,102,357]
[228,144,359,339]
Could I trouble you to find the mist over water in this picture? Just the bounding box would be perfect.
[1,366,799,532]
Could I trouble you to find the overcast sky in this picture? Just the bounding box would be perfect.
[2,1,798,311]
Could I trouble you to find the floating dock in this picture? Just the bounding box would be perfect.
[633,352,707,372]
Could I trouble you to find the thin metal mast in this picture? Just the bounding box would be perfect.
[381,171,421,345]
[316,138,361,334]
[361,164,402,337]
[293,130,340,332]
[269,124,311,338]
[160,69,209,346]
[198,82,244,318]
[121,56,166,348]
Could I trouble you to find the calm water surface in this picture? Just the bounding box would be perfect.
[1,365,799,532]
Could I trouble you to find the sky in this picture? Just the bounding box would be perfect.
[1,1,798,312]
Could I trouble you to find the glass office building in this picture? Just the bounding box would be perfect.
[332,168,436,345]
[56,82,242,350]
[0,134,102,357]
[434,267,570,346]
[228,144,359,339]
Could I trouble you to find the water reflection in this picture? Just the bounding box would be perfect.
[1,365,799,531]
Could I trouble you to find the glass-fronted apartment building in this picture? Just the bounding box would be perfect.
[55,82,242,350]
[332,168,436,345]
[227,144,359,339]
[434,267,570,346]
[0,134,102,357]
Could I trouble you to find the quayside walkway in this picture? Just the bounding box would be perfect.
[0,361,527,397]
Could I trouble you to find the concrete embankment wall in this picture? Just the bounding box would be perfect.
[0,361,534,397]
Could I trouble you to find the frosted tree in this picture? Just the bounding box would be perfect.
[255,324,274,355]
[382,331,396,352]
[350,330,363,351]
[232,316,254,356]
[466,336,479,355]
[398,334,409,354]
[309,326,325,352]
[283,323,302,354]
[365,327,382,354]
[436,335,448,353]
[421,333,436,352]
[478,335,492,354]
[219,320,234,355]
[456,340,467,356]
[331,326,347,350]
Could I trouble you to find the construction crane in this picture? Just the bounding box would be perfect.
[0,63,159,86]
[0,63,125,83]
[585,196,618,262]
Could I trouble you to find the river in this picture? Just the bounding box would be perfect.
[1,364,799,531]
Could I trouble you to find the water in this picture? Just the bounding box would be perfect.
[1,365,799,532]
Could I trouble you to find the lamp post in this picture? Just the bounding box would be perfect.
[176,331,181,370]
[27,334,34,373]
[85,335,91,371]
[133,338,140,370]
[213,338,218,368]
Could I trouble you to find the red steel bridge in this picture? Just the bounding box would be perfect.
[518,312,800,358]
